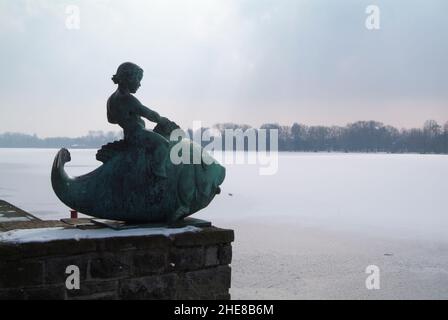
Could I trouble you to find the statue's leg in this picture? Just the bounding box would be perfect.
[141,130,170,178]
[151,143,169,178]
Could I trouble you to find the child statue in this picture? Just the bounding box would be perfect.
[106,62,172,177]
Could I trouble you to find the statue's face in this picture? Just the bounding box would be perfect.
[128,79,141,93]
[127,71,143,93]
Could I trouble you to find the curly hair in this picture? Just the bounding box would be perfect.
[112,62,143,85]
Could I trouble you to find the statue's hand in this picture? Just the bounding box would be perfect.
[158,116,170,126]
[154,117,181,139]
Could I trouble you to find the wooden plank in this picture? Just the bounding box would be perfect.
[0,200,40,223]
[0,220,68,232]
[91,217,212,230]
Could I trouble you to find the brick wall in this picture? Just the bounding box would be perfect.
[0,226,234,300]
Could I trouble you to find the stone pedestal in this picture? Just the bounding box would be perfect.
[0,221,234,300]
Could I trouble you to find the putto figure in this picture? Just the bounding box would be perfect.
[107,62,170,178]
[51,62,225,223]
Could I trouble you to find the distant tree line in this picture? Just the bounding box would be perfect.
[0,131,122,149]
[1,120,447,154]
[208,120,448,154]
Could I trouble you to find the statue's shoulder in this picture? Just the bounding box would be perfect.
[112,91,142,108]
[108,90,138,101]
[107,91,121,109]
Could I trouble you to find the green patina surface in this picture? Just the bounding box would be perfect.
[51,62,225,223]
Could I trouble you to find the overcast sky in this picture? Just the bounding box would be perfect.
[0,0,447,137]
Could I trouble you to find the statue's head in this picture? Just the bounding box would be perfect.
[112,62,143,93]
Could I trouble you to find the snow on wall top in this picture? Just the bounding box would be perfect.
[0,226,201,244]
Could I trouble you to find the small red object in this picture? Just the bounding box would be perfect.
[70,210,78,219]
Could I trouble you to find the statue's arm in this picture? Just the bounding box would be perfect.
[138,104,162,123]
[131,96,163,124]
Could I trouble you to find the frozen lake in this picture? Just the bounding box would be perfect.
[0,148,447,242]
[1,148,448,299]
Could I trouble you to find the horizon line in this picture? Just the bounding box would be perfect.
[1,118,447,139]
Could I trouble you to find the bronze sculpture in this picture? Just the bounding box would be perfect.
[51,62,225,223]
